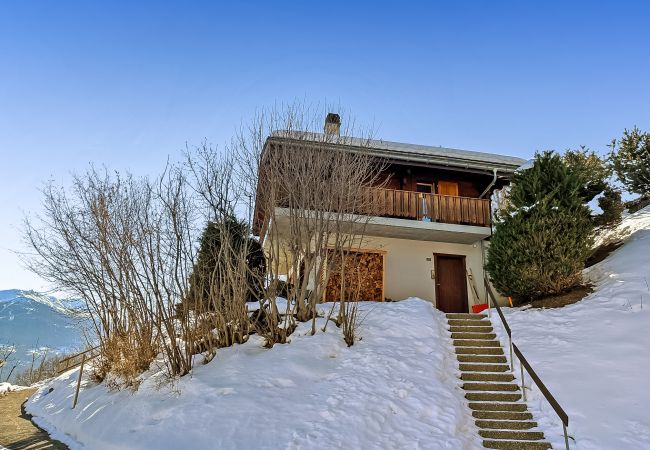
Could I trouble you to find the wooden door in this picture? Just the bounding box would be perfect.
[434,254,468,313]
[438,181,459,196]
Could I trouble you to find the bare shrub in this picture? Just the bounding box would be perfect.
[23,103,382,385]
[24,167,200,384]
[13,350,74,386]
[237,104,385,344]
[0,345,17,382]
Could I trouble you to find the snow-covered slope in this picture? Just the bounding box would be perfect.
[26,299,480,450]
[0,289,86,381]
[492,206,650,449]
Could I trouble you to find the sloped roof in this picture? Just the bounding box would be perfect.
[268,131,527,174]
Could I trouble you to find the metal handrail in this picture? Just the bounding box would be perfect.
[485,282,570,450]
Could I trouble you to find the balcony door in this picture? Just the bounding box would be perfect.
[433,253,468,313]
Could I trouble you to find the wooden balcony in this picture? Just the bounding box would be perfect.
[364,187,491,227]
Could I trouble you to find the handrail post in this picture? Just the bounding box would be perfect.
[520,358,526,401]
[563,423,570,450]
[509,336,514,372]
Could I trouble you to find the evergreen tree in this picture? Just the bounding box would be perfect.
[486,151,593,301]
[595,187,624,229]
[563,147,609,202]
[609,127,650,195]
[186,214,266,308]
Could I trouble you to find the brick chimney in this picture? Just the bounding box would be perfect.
[324,113,341,136]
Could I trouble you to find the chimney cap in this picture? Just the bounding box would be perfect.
[325,112,341,125]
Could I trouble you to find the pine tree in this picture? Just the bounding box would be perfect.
[186,214,266,309]
[563,147,609,202]
[609,127,650,195]
[486,151,593,301]
[595,187,624,229]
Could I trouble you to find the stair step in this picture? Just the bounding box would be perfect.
[461,372,515,382]
[448,319,491,327]
[451,332,497,340]
[458,355,507,364]
[476,419,537,430]
[454,340,500,347]
[473,411,533,421]
[456,347,504,355]
[463,383,519,392]
[450,326,494,333]
[460,363,510,372]
[446,313,487,320]
[466,392,522,402]
[483,440,551,450]
[468,402,528,412]
[479,430,546,441]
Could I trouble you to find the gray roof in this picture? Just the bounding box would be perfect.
[268,131,527,174]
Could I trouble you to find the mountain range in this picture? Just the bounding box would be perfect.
[0,289,87,382]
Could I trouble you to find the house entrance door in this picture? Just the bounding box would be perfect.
[434,254,468,313]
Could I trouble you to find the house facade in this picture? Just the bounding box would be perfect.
[253,114,525,313]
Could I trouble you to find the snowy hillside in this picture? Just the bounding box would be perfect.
[0,289,86,381]
[26,299,481,450]
[493,206,650,449]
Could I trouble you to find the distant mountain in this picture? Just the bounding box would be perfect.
[0,289,88,382]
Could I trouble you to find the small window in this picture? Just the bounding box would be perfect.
[416,183,433,193]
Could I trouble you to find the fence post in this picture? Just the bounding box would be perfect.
[72,353,86,409]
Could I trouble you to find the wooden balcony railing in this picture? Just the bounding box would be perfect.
[364,187,491,227]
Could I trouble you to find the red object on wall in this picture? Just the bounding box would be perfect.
[472,303,489,313]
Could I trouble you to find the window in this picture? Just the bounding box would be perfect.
[416,182,433,193]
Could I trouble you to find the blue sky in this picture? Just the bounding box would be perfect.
[1,1,649,290]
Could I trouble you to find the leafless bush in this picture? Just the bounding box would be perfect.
[13,350,74,386]
[0,344,17,382]
[23,103,381,387]
[24,167,202,384]
[236,103,385,344]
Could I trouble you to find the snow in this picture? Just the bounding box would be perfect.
[26,299,480,450]
[490,205,650,449]
[0,382,29,394]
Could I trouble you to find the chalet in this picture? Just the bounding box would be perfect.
[253,114,526,313]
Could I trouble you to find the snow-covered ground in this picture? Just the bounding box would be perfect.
[26,299,480,450]
[0,381,29,394]
[491,206,650,449]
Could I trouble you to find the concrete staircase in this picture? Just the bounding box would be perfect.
[447,313,552,450]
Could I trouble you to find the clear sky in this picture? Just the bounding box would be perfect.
[1,1,649,290]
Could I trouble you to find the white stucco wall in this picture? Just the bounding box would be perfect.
[358,235,488,309]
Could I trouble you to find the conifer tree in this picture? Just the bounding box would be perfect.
[486,151,593,301]
[609,127,650,196]
[563,147,609,202]
[186,214,265,309]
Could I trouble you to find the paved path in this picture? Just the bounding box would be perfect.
[0,388,68,450]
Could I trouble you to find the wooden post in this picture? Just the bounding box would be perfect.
[72,353,86,409]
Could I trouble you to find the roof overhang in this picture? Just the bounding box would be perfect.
[265,132,526,175]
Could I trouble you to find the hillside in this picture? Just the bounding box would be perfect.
[0,290,86,382]
[25,300,481,450]
[21,207,650,449]
[495,206,650,449]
